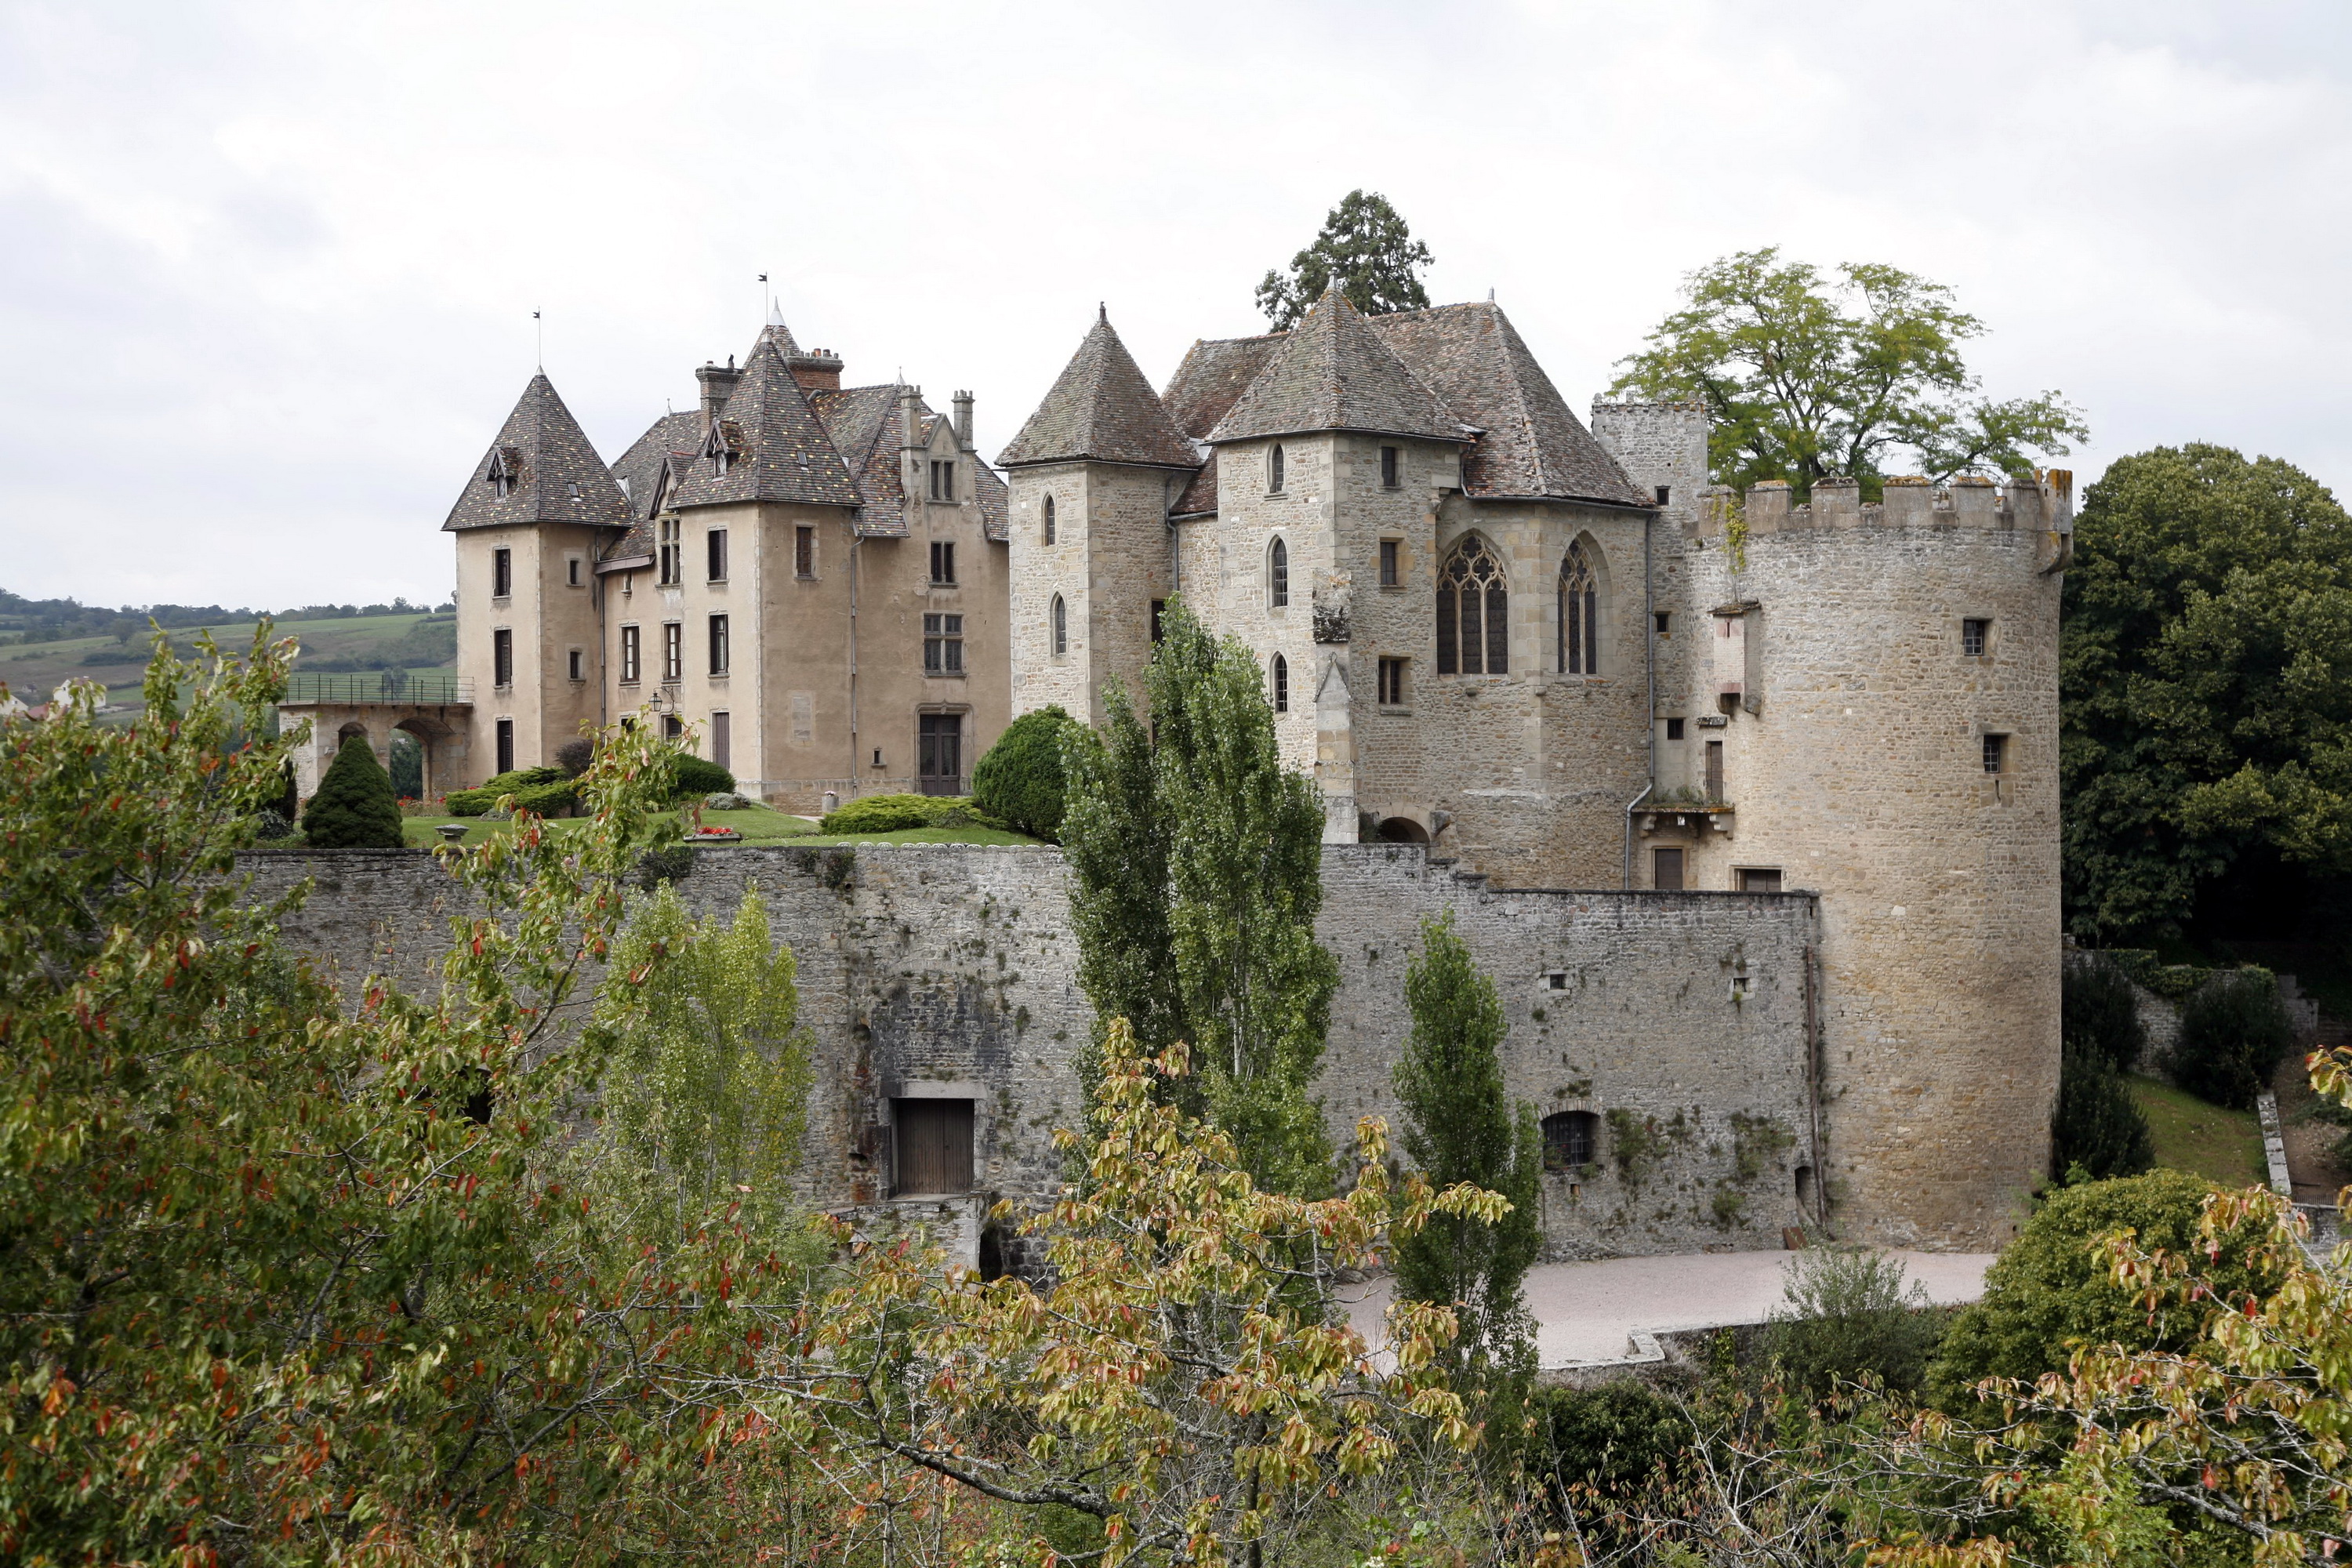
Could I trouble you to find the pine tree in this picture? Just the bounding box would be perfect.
[1256,190,1435,331]
[1392,912,1541,1383]
[300,731,405,848]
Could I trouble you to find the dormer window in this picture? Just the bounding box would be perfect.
[702,423,739,477]
[486,447,520,500]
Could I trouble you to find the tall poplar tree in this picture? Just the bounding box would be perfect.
[1061,599,1338,1196]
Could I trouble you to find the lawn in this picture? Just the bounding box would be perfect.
[2125,1075,2268,1188]
[394,805,1043,851]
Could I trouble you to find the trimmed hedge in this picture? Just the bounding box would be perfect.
[971,705,1079,840]
[818,793,1003,836]
[446,766,574,818]
[671,755,734,800]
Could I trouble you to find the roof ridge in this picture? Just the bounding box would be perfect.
[999,311,1199,470]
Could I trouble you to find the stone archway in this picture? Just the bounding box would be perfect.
[394,714,456,803]
[1376,815,1431,845]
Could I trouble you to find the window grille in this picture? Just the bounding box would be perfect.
[1962,618,1990,658]
[1542,1112,1598,1172]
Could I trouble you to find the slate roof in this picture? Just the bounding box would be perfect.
[443,373,633,532]
[1163,333,1287,439]
[666,336,862,512]
[1369,303,1649,506]
[998,309,1200,470]
[604,409,699,557]
[1207,289,1469,446]
[808,385,1009,541]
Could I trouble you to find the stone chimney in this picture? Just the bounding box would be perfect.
[695,357,742,423]
[952,390,973,450]
[899,385,924,496]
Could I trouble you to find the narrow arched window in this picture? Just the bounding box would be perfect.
[1050,593,1067,656]
[1272,653,1290,713]
[1436,536,1508,676]
[1043,494,1056,545]
[1269,444,1285,493]
[1559,541,1599,674]
[1269,537,1290,608]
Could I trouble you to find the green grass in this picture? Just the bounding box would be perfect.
[2125,1075,2268,1188]
[2,612,451,713]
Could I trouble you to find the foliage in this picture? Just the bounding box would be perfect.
[274,756,299,819]
[448,765,578,818]
[2060,444,2352,941]
[971,703,1080,840]
[1061,597,1340,1196]
[670,753,733,800]
[299,726,405,846]
[2165,967,2299,1110]
[1764,1248,1942,1397]
[1255,189,1434,331]
[1522,1381,1693,1515]
[1609,247,2085,500]
[1392,913,1541,1385]
[2063,952,2146,1069]
[554,736,594,776]
[1926,1169,2285,1408]
[819,791,1001,835]
[2051,1044,2157,1181]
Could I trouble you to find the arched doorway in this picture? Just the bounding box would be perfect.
[1376,815,1430,844]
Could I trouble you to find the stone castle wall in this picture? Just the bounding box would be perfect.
[239,842,1824,1258]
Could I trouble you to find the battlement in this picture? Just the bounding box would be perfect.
[1695,471,2074,543]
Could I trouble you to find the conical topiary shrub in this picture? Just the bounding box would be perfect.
[301,732,406,848]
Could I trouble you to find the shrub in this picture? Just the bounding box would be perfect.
[630,845,697,890]
[2064,953,2145,1070]
[1763,1247,1943,1396]
[445,789,494,818]
[299,732,405,848]
[971,705,1079,840]
[2050,1044,2155,1181]
[817,793,1005,836]
[2165,968,2298,1109]
[509,780,579,817]
[252,808,295,842]
[1926,1168,2287,1408]
[670,756,734,800]
[481,766,567,794]
[446,767,574,819]
[1523,1381,1690,1513]
[553,738,594,777]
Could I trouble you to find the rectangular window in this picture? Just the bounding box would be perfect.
[662,621,682,682]
[1654,612,1671,637]
[567,648,583,681]
[1378,656,1407,707]
[918,712,963,795]
[710,710,731,771]
[1665,717,1685,741]
[1380,445,1399,488]
[893,1097,974,1195]
[1983,733,2008,775]
[929,459,955,501]
[495,718,514,775]
[707,528,728,582]
[1738,868,1784,893]
[567,555,582,587]
[1653,847,1685,892]
[923,613,964,674]
[1962,617,1991,658]
[661,713,683,740]
[794,525,815,579]
[930,539,956,584]
[1704,739,1724,802]
[1655,485,1671,506]
[1379,539,1399,587]
[708,613,729,676]
[619,624,641,684]
[658,519,681,586]
[492,627,514,688]
[492,547,513,599]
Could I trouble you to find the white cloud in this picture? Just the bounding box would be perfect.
[2,0,2347,607]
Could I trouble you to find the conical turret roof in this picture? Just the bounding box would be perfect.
[998,307,1199,470]
[668,335,862,510]
[1207,288,1468,446]
[443,372,633,532]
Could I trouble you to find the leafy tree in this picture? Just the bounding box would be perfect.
[971,703,1079,840]
[1061,598,1340,1196]
[2050,1046,2156,1181]
[1255,189,1434,331]
[1763,1247,1944,1397]
[2164,967,2299,1110]
[2063,953,2146,1070]
[1392,912,1541,1383]
[2061,444,2352,942]
[1610,247,2085,500]
[299,725,405,846]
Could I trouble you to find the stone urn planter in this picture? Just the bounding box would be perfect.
[436,822,470,844]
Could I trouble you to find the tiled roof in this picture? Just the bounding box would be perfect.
[668,336,862,512]
[605,409,699,557]
[1370,303,1649,506]
[808,384,1007,540]
[1207,289,1468,446]
[443,373,633,532]
[1163,332,1286,439]
[998,308,1200,470]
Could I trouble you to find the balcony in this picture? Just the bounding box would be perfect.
[279,672,474,707]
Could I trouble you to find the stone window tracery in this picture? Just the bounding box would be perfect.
[1559,540,1599,674]
[1436,536,1508,676]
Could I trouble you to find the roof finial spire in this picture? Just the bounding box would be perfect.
[1488,286,1496,302]
[1098,301,1107,324]
[532,309,543,372]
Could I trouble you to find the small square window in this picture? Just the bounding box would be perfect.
[1379,539,1400,587]
[1654,612,1671,637]
[1378,656,1407,707]
[1665,717,1686,741]
[1380,445,1399,488]
[1983,733,2008,775]
[567,649,583,681]
[1738,868,1783,893]
[1542,971,1570,992]
[1654,485,1671,506]
[1962,618,1991,658]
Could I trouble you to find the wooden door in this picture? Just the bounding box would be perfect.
[895,1098,974,1195]
[1653,848,1685,891]
[1704,740,1724,803]
[918,713,962,796]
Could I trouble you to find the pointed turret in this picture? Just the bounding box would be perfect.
[668,335,862,510]
[756,300,845,391]
[442,372,632,532]
[1207,287,1465,446]
[997,307,1198,470]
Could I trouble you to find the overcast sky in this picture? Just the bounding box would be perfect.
[4,0,2347,611]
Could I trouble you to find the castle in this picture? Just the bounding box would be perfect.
[275,285,2068,1253]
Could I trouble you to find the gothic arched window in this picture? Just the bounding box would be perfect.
[1050,593,1067,656]
[1559,540,1599,674]
[1269,444,1286,493]
[1272,653,1290,713]
[1269,537,1290,608]
[1043,494,1056,544]
[1436,536,1508,676]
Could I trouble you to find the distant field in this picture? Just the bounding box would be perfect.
[2126,1075,2268,1188]
[0,612,454,710]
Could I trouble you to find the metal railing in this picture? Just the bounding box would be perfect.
[281,672,474,706]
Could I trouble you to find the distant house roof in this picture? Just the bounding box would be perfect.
[667,336,863,512]
[1205,289,1469,447]
[442,373,633,532]
[998,309,1200,470]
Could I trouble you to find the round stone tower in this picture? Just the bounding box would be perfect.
[1668,473,2070,1248]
